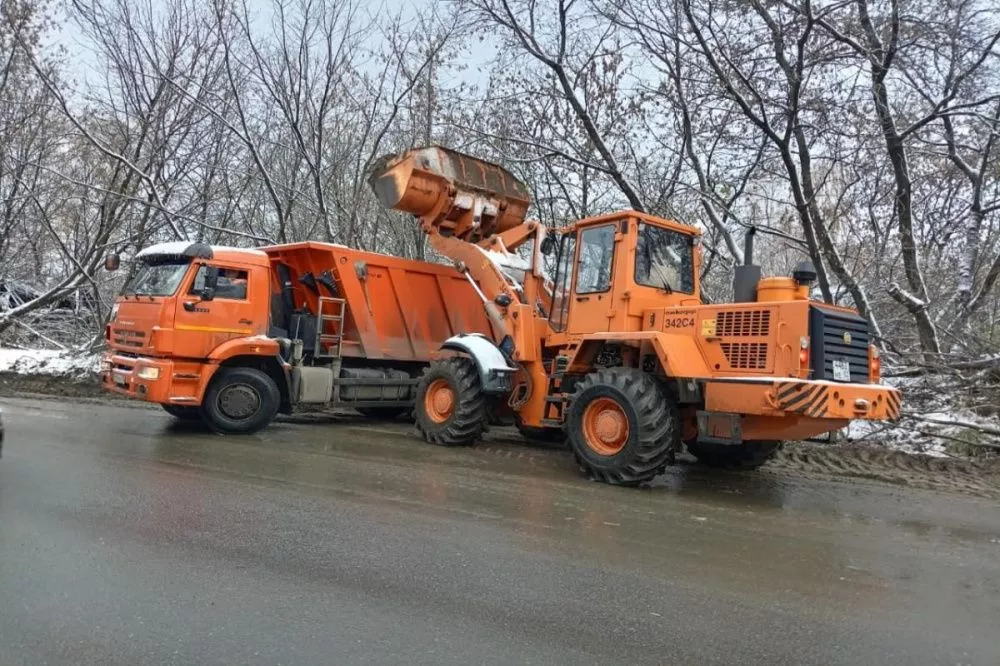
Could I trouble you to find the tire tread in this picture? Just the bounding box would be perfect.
[567,367,680,486]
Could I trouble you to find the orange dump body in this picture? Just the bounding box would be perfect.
[263,242,495,362]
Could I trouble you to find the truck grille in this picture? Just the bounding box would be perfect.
[716,309,771,337]
[808,307,870,383]
[720,342,768,369]
[111,328,146,348]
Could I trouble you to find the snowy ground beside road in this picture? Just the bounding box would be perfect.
[0,347,99,378]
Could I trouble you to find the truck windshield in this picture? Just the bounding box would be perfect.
[122,259,191,297]
[635,223,694,294]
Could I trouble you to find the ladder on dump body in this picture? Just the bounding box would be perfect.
[315,296,346,359]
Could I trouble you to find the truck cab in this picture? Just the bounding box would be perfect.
[102,242,277,412]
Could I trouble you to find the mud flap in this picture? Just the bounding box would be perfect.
[696,411,743,446]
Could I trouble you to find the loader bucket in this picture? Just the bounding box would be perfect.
[368,146,531,239]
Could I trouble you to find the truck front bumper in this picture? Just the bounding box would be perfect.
[99,353,216,406]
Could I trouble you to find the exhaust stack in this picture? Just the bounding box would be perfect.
[733,226,761,302]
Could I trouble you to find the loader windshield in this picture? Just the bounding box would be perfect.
[635,223,694,294]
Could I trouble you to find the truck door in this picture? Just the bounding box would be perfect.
[173,262,261,359]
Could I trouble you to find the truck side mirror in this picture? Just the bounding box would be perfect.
[540,235,556,256]
[104,253,120,271]
[200,266,219,301]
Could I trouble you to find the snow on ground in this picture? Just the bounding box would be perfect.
[845,373,1000,458]
[0,347,100,378]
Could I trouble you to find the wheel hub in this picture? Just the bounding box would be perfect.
[582,397,630,456]
[594,410,626,442]
[218,383,260,420]
[425,378,456,423]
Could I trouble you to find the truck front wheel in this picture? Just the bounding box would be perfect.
[200,367,280,435]
[414,357,487,446]
[566,368,680,486]
[161,404,201,421]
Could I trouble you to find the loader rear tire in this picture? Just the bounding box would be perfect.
[414,356,488,447]
[686,439,782,470]
[566,368,679,487]
[200,367,280,435]
[161,404,201,421]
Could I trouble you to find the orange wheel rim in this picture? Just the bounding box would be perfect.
[582,397,629,456]
[424,378,456,424]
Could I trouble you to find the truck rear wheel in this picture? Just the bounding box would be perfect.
[414,356,487,446]
[161,404,201,421]
[686,440,782,470]
[566,368,679,486]
[200,367,280,435]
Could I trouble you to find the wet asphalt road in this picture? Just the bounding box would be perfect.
[0,397,998,665]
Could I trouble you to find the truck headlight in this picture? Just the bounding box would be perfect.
[136,366,160,380]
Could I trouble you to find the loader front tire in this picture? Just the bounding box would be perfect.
[566,368,680,486]
[686,439,782,470]
[414,356,488,447]
[200,367,280,435]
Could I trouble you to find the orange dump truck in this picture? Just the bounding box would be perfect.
[101,241,495,433]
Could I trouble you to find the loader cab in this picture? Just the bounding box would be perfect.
[547,212,700,335]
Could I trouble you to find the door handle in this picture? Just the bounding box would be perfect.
[576,296,590,302]
[183,301,200,312]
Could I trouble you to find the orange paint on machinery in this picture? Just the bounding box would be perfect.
[100,144,902,488]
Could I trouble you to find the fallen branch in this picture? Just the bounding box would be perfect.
[902,413,1000,447]
[885,354,1000,377]
[10,318,68,350]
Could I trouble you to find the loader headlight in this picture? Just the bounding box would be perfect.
[136,366,160,381]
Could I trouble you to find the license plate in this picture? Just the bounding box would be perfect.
[832,359,851,382]
[112,370,128,387]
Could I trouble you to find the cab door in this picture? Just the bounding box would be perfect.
[173,262,261,359]
[566,222,618,335]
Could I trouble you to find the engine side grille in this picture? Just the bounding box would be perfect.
[808,307,870,382]
[716,309,771,337]
[720,342,768,370]
[112,328,146,348]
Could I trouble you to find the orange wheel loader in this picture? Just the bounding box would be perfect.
[365,146,901,484]
[100,145,901,486]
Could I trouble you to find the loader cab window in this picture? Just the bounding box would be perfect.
[635,223,695,294]
[576,224,616,294]
[189,265,249,300]
[548,232,577,332]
